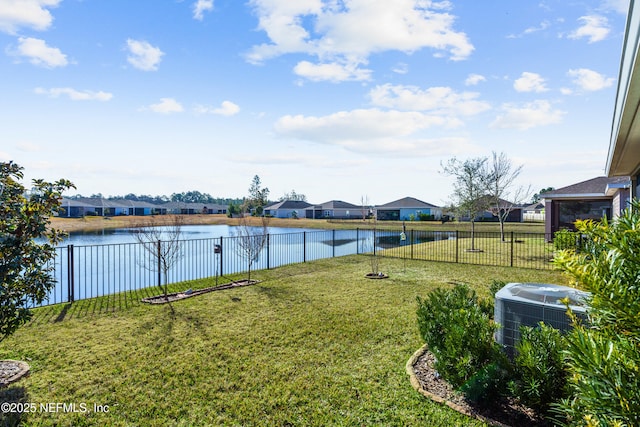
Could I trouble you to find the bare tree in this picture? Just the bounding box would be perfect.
[367,208,382,276]
[441,157,491,251]
[279,189,307,202]
[233,215,270,283]
[486,152,532,241]
[133,215,184,303]
[360,195,370,221]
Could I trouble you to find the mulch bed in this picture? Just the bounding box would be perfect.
[407,345,550,427]
[141,280,258,304]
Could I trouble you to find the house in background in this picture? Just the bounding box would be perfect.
[476,197,524,222]
[305,200,361,219]
[60,198,100,217]
[375,197,442,221]
[523,202,545,222]
[117,199,167,216]
[162,202,226,215]
[543,176,630,236]
[264,200,312,218]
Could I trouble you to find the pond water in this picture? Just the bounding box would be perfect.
[62,225,317,246]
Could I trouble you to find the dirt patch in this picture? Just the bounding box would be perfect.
[0,360,30,387]
[364,273,389,279]
[141,280,258,304]
[406,345,550,427]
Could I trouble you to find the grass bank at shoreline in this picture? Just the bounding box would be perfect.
[51,214,545,234]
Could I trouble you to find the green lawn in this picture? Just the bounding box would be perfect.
[380,234,554,270]
[0,256,567,426]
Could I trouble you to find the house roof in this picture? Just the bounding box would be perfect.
[309,200,360,210]
[161,202,226,210]
[264,200,312,210]
[376,197,439,209]
[543,176,630,199]
[523,202,545,212]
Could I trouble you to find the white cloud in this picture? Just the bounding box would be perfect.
[147,98,184,114]
[392,62,409,74]
[567,68,615,91]
[194,100,240,116]
[16,141,41,152]
[524,20,550,35]
[231,152,368,168]
[293,60,371,82]
[490,100,565,130]
[246,0,473,82]
[193,0,213,21]
[369,84,490,116]
[568,15,610,43]
[601,0,630,14]
[513,72,548,93]
[126,39,164,71]
[34,87,113,101]
[0,0,60,34]
[12,37,67,68]
[508,20,551,38]
[273,108,477,157]
[465,73,486,86]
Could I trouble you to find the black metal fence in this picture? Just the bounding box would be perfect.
[40,229,556,307]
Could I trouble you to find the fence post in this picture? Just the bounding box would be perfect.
[267,233,270,270]
[157,240,162,287]
[332,229,336,257]
[303,231,306,263]
[410,229,414,260]
[510,231,514,267]
[219,237,223,276]
[67,244,74,303]
[455,230,459,263]
[373,228,376,257]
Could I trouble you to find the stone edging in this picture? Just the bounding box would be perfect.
[405,344,509,427]
[0,360,30,387]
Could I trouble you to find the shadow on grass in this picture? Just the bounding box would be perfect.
[27,256,360,325]
[0,386,28,427]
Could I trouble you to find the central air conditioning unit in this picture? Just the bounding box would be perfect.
[494,283,590,357]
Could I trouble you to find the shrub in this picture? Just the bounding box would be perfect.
[418,213,435,221]
[460,358,511,406]
[510,322,569,415]
[416,284,501,388]
[478,279,507,317]
[553,229,579,251]
[553,201,640,426]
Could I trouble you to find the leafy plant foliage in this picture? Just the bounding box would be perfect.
[510,322,569,415]
[553,201,640,426]
[0,161,74,341]
[416,284,500,388]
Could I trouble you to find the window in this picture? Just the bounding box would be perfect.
[557,200,612,230]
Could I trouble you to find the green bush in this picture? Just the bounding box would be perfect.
[416,284,501,388]
[418,213,435,221]
[553,229,579,251]
[460,359,511,406]
[510,322,569,415]
[553,201,640,426]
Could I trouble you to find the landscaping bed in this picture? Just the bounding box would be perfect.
[407,345,548,427]
[141,280,258,304]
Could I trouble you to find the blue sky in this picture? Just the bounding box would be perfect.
[0,0,631,206]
